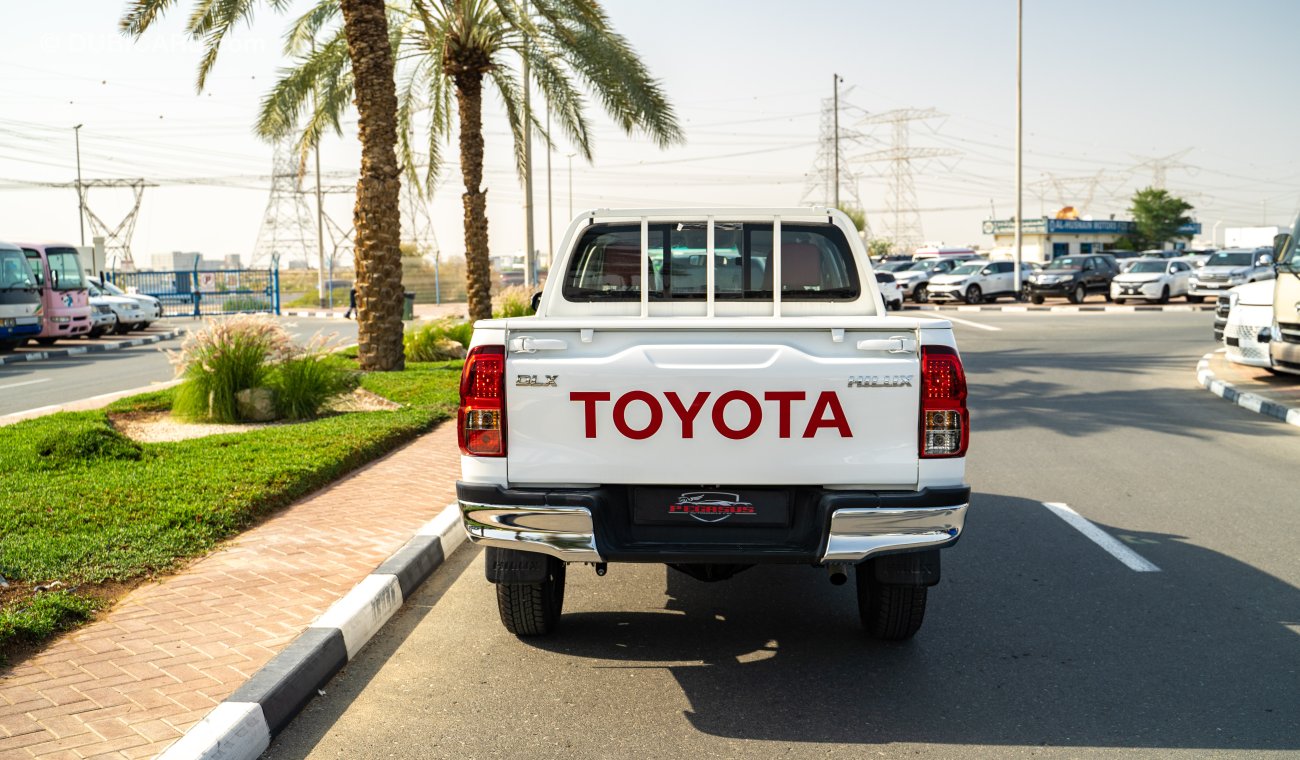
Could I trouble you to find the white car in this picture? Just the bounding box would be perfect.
[874,271,904,310]
[88,282,148,334]
[1110,258,1194,303]
[891,258,963,303]
[1188,248,1275,303]
[927,260,1020,304]
[87,303,116,339]
[1223,281,1277,371]
[89,276,162,324]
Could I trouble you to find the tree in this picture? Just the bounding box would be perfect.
[122,0,407,371]
[260,0,684,323]
[867,238,892,260]
[1128,187,1194,251]
[837,204,867,237]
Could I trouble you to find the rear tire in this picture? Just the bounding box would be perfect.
[495,557,566,636]
[856,563,927,641]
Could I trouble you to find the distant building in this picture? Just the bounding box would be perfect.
[981,217,1203,262]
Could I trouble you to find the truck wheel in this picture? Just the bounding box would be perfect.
[912,284,929,304]
[1186,295,1203,304]
[856,563,927,641]
[495,556,566,636]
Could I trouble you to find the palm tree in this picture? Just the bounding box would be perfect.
[258,0,684,322]
[121,0,407,371]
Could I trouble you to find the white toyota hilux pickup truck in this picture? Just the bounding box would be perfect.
[457,208,969,641]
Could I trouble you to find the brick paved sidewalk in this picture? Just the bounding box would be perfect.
[0,423,461,759]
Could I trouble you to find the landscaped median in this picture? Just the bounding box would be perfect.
[0,356,462,664]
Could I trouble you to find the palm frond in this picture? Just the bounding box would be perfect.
[119,0,182,36]
[283,0,340,55]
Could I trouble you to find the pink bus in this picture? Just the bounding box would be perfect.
[20,243,91,344]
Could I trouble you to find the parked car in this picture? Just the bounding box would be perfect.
[891,258,963,303]
[1266,220,1300,376]
[86,303,115,339]
[928,260,1021,304]
[1024,253,1120,304]
[90,276,162,323]
[1213,293,1231,342]
[1110,258,1195,304]
[1187,248,1274,303]
[1139,249,1180,259]
[87,281,148,335]
[1222,281,1277,371]
[874,271,904,310]
[875,260,916,274]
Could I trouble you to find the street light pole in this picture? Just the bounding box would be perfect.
[546,103,553,276]
[521,1,535,288]
[833,73,841,209]
[567,153,575,220]
[74,124,85,246]
[1013,0,1024,295]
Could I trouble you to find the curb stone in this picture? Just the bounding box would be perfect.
[0,327,184,365]
[281,310,347,319]
[1196,351,1300,428]
[158,503,467,759]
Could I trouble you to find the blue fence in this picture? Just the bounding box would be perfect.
[106,268,280,318]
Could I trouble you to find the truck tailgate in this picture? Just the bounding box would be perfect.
[505,325,921,487]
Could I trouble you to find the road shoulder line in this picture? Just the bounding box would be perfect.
[157,502,467,759]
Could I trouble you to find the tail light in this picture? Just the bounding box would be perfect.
[919,345,968,458]
[458,345,507,456]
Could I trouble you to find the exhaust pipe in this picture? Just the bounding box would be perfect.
[827,563,849,586]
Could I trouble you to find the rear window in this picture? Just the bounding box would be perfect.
[562,222,860,302]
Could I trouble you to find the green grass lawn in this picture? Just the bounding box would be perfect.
[0,359,462,664]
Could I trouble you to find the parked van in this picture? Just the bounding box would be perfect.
[0,241,42,351]
[20,242,91,344]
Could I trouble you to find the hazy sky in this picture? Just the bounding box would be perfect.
[2,0,1297,268]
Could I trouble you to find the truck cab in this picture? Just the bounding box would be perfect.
[457,208,970,642]
[19,243,92,344]
[0,241,42,351]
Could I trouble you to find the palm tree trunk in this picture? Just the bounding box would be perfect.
[340,0,404,371]
[455,72,492,323]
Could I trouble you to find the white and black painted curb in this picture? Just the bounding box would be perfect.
[0,328,184,365]
[1196,351,1300,428]
[159,503,467,760]
[900,303,1215,313]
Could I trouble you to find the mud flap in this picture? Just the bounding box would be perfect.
[872,549,941,587]
[485,547,551,584]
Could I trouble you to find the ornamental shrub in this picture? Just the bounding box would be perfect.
[169,315,293,423]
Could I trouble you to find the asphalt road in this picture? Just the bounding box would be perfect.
[0,317,358,416]
[266,310,1300,759]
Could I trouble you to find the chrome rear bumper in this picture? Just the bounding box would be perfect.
[459,486,967,565]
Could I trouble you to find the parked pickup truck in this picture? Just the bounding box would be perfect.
[456,208,970,641]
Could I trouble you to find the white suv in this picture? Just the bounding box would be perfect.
[892,258,968,303]
[927,261,1020,304]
